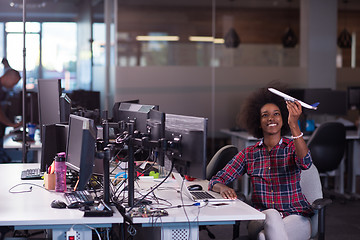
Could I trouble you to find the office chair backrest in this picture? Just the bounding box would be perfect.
[300,164,323,238]
[206,145,238,180]
[307,122,346,173]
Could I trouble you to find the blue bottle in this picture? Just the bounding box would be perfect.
[55,152,67,192]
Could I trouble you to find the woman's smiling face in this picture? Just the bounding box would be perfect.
[260,103,283,136]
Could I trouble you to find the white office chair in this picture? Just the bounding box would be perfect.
[300,164,332,240]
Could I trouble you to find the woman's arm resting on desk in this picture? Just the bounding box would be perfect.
[212,183,237,200]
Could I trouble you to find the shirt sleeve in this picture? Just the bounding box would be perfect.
[208,149,247,190]
[295,149,313,170]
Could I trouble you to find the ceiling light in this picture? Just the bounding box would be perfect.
[189,36,224,44]
[10,0,47,8]
[136,36,179,41]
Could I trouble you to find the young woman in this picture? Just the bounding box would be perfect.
[209,86,313,240]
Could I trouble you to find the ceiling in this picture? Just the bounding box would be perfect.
[0,0,359,22]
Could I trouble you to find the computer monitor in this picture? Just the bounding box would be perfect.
[65,114,97,191]
[40,123,68,173]
[113,102,159,134]
[112,99,139,120]
[146,109,166,165]
[347,86,360,110]
[164,113,208,179]
[59,93,71,123]
[27,92,39,125]
[37,79,61,127]
[69,90,100,110]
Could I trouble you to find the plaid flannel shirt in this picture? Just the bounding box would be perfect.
[209,137,314,217]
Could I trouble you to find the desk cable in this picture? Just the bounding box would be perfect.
[178,178,208,240]
[9,183,46,194]
[127,161,174,212]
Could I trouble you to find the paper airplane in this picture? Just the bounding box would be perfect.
[268,88,319,110]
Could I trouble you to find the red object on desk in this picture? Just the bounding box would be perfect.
[185,175,196,181]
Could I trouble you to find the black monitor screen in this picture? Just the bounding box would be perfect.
[70,90,100,110]
[165,113,208,179]
[37,79,61,130]
[65,114,97,191]
[348,86,360,110]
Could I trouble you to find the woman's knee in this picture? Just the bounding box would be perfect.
[263,209,283,223]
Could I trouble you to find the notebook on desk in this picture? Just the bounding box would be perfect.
[173,172,234,202]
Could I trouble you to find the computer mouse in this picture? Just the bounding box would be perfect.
[188,184,203,191]
[50,200,67,209]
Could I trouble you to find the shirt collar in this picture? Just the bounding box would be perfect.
[258,137,283,147]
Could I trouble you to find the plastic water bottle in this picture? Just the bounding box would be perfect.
[55,152,67,192]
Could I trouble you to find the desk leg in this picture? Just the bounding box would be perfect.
[161,223,199,240]
[335,159,345,194]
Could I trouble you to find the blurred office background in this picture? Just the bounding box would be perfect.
[0,0,359,151]
[1,1,360,238]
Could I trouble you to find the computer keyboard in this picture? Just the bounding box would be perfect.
[64,190,94,207]
[190,191,216,200]
[21,168,43,180]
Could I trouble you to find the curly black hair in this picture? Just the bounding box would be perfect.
[238,82,290,138]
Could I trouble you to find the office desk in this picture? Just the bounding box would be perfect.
[130,177,265,240]
[3,127,42,162]
[221,129,360,197]
[0,163,123,239]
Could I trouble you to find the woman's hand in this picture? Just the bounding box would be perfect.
[286,101,302,128]
[213,183,237,200]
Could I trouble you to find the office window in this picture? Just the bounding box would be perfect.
[5,22,40,89]
[42,23,77,90]
[3,22,77,91]
[93,23,106,66]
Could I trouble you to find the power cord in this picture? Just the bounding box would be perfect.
[8,183,46,193]
[128,161,174,212]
